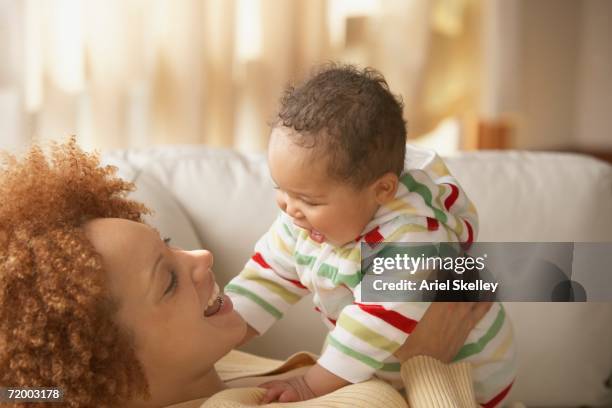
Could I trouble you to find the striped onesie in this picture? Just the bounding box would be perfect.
[226,145,516,406]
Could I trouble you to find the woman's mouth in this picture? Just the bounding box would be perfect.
[203,283,233,317]
[204,282,221,317]
[204,295,223,317]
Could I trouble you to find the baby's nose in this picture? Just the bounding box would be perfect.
[285,203,304,220]
[276,192,303,219]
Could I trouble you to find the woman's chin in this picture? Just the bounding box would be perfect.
[218,312,248,352]
[234,316,248,346]
[207,307,247,342]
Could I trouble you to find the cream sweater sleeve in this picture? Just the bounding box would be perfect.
[401,355,478,408]
[199,355,478,408]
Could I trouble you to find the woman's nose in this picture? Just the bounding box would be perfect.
[189,249,214,284]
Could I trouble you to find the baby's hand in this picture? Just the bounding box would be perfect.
[259,376,316,403]
[259,363,351,403]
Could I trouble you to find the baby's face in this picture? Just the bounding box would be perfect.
[268,127,380,247]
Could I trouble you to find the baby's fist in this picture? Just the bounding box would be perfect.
[259,376,316,404]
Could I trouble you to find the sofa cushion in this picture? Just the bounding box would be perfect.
[101,154,202,251]
[444,150,612,241]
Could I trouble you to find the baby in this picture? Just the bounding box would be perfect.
[226,64,516,405]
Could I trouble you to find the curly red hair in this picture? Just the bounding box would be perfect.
[0,138,150,407]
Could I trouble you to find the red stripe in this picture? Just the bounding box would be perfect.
[465,220,474,243]
[314,306,336,325]
[355,303,418,334]
[481,381,514,408]
[461,220,474,250]
[364,227,384,244]
[426,217,439,231]
[252,252,271,269]
[251,252,307,289]
[285,279,307,289]
[443,183,459,210]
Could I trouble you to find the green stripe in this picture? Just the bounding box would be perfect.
[225,283,283,319]
[318,263,361,288]
[435,181,447,219]
[337,314,401,353]
[294,252,316,267]
[453,306,505,361]
[400,172,447,224]
[381,362,401,372]
[282,222,293,238]
[240,268,301,304]
[327,335,383,369]
[376,243,439,261]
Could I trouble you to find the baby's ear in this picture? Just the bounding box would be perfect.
[373,172,399,205]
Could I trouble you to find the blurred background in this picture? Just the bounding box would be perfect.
[0,0,610,161]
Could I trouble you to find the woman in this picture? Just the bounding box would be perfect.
[0,139,489,407]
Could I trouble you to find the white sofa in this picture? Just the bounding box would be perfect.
[103,146,612,407]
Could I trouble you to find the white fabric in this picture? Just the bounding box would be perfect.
[103,146,612,407]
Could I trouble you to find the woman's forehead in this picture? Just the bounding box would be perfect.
[84,218,155,243]
[84,218,159,283]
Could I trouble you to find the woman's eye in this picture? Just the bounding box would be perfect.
[164,270,178,295]
[163,237,172,245]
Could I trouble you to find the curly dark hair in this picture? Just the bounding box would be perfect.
[276,63,407,188]
[0,138,150,407]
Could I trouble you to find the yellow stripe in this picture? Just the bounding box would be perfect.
[429,158,450,177]
[241,268,301,304]
[471,329,514,369]
[383,199,420,216]
[337,313,401,353]
[385,223,429,241]
[453,213,464,238]
[271,229,292,257]
[334,246,362,263]
[468,200,477,216]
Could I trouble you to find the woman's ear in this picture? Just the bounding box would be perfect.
[373,172,399,205]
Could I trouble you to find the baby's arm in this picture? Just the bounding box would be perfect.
[225,212,309,337]
[260,363,350,403]
[303,363,350,395]
[259,300,423,403]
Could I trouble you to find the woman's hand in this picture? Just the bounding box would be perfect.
[394,302,492,363]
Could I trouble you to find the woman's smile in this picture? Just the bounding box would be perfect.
[204,294,234,318]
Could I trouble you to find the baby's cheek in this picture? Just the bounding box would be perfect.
[276,200,287,214]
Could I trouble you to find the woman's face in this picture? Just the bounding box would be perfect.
[84,218,246,405]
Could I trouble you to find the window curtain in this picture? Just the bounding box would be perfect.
[0,0,481,152]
